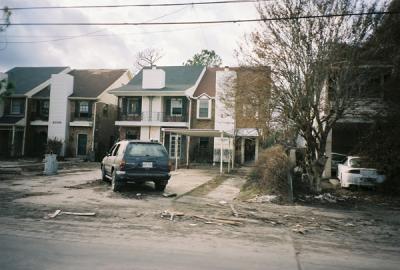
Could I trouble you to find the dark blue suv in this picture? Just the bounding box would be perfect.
[101,140,171,192]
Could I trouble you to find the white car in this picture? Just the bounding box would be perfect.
[337,156,385,188]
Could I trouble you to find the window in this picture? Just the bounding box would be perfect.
[169,135,181,159]
[197,99,211,119]
[199,137,209,150]
[79,101,89,113]
[126,143,168,158]
[127,98,140,114]
[41,100,49,116]
[112,144,120,156]
[171,98,183,116]
[11,100,22,114]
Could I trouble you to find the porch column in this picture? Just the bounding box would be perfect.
[11,126,16,157]
[175,134,178,171]
[255,137,259,162]
[161,129,165,145]
[186,135,190,168]
[240,137,245,164]
[22,127,26,156]
[231,137,235,169]
[220,132,223,175]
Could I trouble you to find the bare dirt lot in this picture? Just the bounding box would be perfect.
[0,163,399,269]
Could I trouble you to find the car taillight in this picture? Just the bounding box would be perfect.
[348,169,360,174]
[119,160,126,171]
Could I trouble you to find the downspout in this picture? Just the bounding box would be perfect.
[92,101,98,152]
[186,97,192,167]
[22,96,29,156]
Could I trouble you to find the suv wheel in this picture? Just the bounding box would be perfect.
[154,181,167,191]
[111,170,124,192]
[101,166,107,182]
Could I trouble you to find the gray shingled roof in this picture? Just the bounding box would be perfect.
[69,69,127,98]
[0,116,24,124]
[33,69,127,98]
[112,66,204,92]
[6,67,68,95]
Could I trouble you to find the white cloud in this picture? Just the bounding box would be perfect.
[0,0,259,70]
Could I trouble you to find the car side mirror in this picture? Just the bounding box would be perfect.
[106,152,111,157]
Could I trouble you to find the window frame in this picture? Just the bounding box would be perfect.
[79,101,89,114]
[127,97,140,115]
[196,98,211,119]
[170,98,183,116]
[169,134,181,159]
[10,99,22,115]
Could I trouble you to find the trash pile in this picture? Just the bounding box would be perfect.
[247,195,279,203]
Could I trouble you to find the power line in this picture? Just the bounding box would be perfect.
[1,0,270,11]
[1,11,398,27]
[0,25,214,44]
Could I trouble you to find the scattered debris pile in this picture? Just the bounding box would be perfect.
[45,209,96,219]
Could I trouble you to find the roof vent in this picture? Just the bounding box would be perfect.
[142,67,165,89]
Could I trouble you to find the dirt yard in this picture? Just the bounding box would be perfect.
[0,163,399,269]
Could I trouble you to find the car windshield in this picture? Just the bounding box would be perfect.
[349,158,367,168]
[126,143,168,158]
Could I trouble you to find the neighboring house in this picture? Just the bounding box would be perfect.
[0,67,70,157]
[0,67,131,159]
[316,65,392,178]
[109,65,269,166]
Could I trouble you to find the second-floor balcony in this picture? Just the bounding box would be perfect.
[119,111,188,123]
[70,112,94,122]
[30,112,49,122]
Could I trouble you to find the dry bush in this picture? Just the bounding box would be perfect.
[242,145,292,201]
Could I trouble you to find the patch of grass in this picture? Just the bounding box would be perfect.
[184,175,229,197]
[237,181,260,201]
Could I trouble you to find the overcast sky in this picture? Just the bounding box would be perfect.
[0,0,260,72]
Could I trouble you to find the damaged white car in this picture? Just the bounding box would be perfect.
[337,156,385,188]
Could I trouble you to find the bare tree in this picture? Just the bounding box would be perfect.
[134,48,164,72]
[237,0,386,191]
[220,67,274,143]
[1,6,11,32]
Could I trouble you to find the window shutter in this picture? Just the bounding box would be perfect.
[21,100,25,114]
[182,98,187,119]
[122,98,127,114]
[75,101,80,117]
[165,98,171,116]
[88,102,93,117]
[137,97,142,114]
[36,100,40,113]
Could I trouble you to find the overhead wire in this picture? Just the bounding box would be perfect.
[1,0,271,11]
[0,11,398,27]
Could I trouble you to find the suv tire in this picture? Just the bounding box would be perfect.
[111,170,124,192]
[101,166,107,182]
[154,181,167,191]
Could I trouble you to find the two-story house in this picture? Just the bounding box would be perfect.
[0,67,70,157]
[110,65,270,167]
[0,67,131,159]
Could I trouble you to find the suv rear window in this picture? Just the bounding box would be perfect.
[125,143,168,158]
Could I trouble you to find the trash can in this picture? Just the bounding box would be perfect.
[44,154,58,175]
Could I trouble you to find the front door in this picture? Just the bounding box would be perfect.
[77,134,88,156]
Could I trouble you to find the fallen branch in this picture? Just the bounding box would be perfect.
[62,212,96,216]
[230,204,239,217]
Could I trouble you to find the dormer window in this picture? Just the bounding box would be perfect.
[171,98,183,116]
[197,97,211,119]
